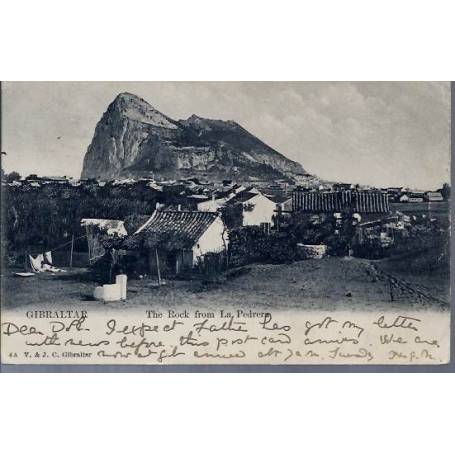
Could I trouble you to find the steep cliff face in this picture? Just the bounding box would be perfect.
[81,92,306,181]
[180,115,304,175]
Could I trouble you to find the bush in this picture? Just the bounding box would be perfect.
[228,226,298,266]
[325,234,349,256]
[196,251,228,283]
[220,203,243,229]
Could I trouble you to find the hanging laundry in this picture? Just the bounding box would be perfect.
[44,251,53,265]
[29,254,44,272]
[29,253,64,273]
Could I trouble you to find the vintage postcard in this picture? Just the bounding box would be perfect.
[0,81,451,366]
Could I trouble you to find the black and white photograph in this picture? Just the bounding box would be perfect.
[0,81,451,365]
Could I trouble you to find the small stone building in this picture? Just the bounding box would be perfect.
[123,210,228,276]
[81,218,128,264]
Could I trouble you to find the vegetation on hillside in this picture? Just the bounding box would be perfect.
[2,183,160,259]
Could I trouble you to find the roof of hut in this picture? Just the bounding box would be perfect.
[292,190,390,214]
[123,210,220,250]
[80,219,128,237]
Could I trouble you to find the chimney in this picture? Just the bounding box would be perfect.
[177,204,181,211]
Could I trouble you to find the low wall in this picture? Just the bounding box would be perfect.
[297,244,327,259]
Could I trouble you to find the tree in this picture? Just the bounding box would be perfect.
[220,203,243,229]
[5,171,21,182]
[440,183,450,201]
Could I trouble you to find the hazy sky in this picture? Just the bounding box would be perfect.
[1,81,451,189]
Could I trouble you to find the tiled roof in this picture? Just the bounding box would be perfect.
[293,190,389,214]
[268,194,292,204]
[227,191,258,204]
[127,210,219,249]
[409,192,425,198]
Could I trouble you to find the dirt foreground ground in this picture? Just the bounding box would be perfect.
[1,257,449,314]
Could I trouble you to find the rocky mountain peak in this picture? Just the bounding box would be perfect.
[82,92,307,181]
[109,92,179,129]
[113,91,144,104]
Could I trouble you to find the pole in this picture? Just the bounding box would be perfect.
[69,234,74,268]
[389,280,394,302]
[155,248,161,286]
[85,226,91,264]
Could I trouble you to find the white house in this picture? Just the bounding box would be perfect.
[409,193,425,203]
[197,184,247,212]
[197,196,228,212]
[227,191,277,227]
[425,191,444,202]
[399,194,410,202]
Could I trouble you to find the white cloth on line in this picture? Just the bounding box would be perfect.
[44,251,52,265]
[29,254,44,272]
[29,253,64,273]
